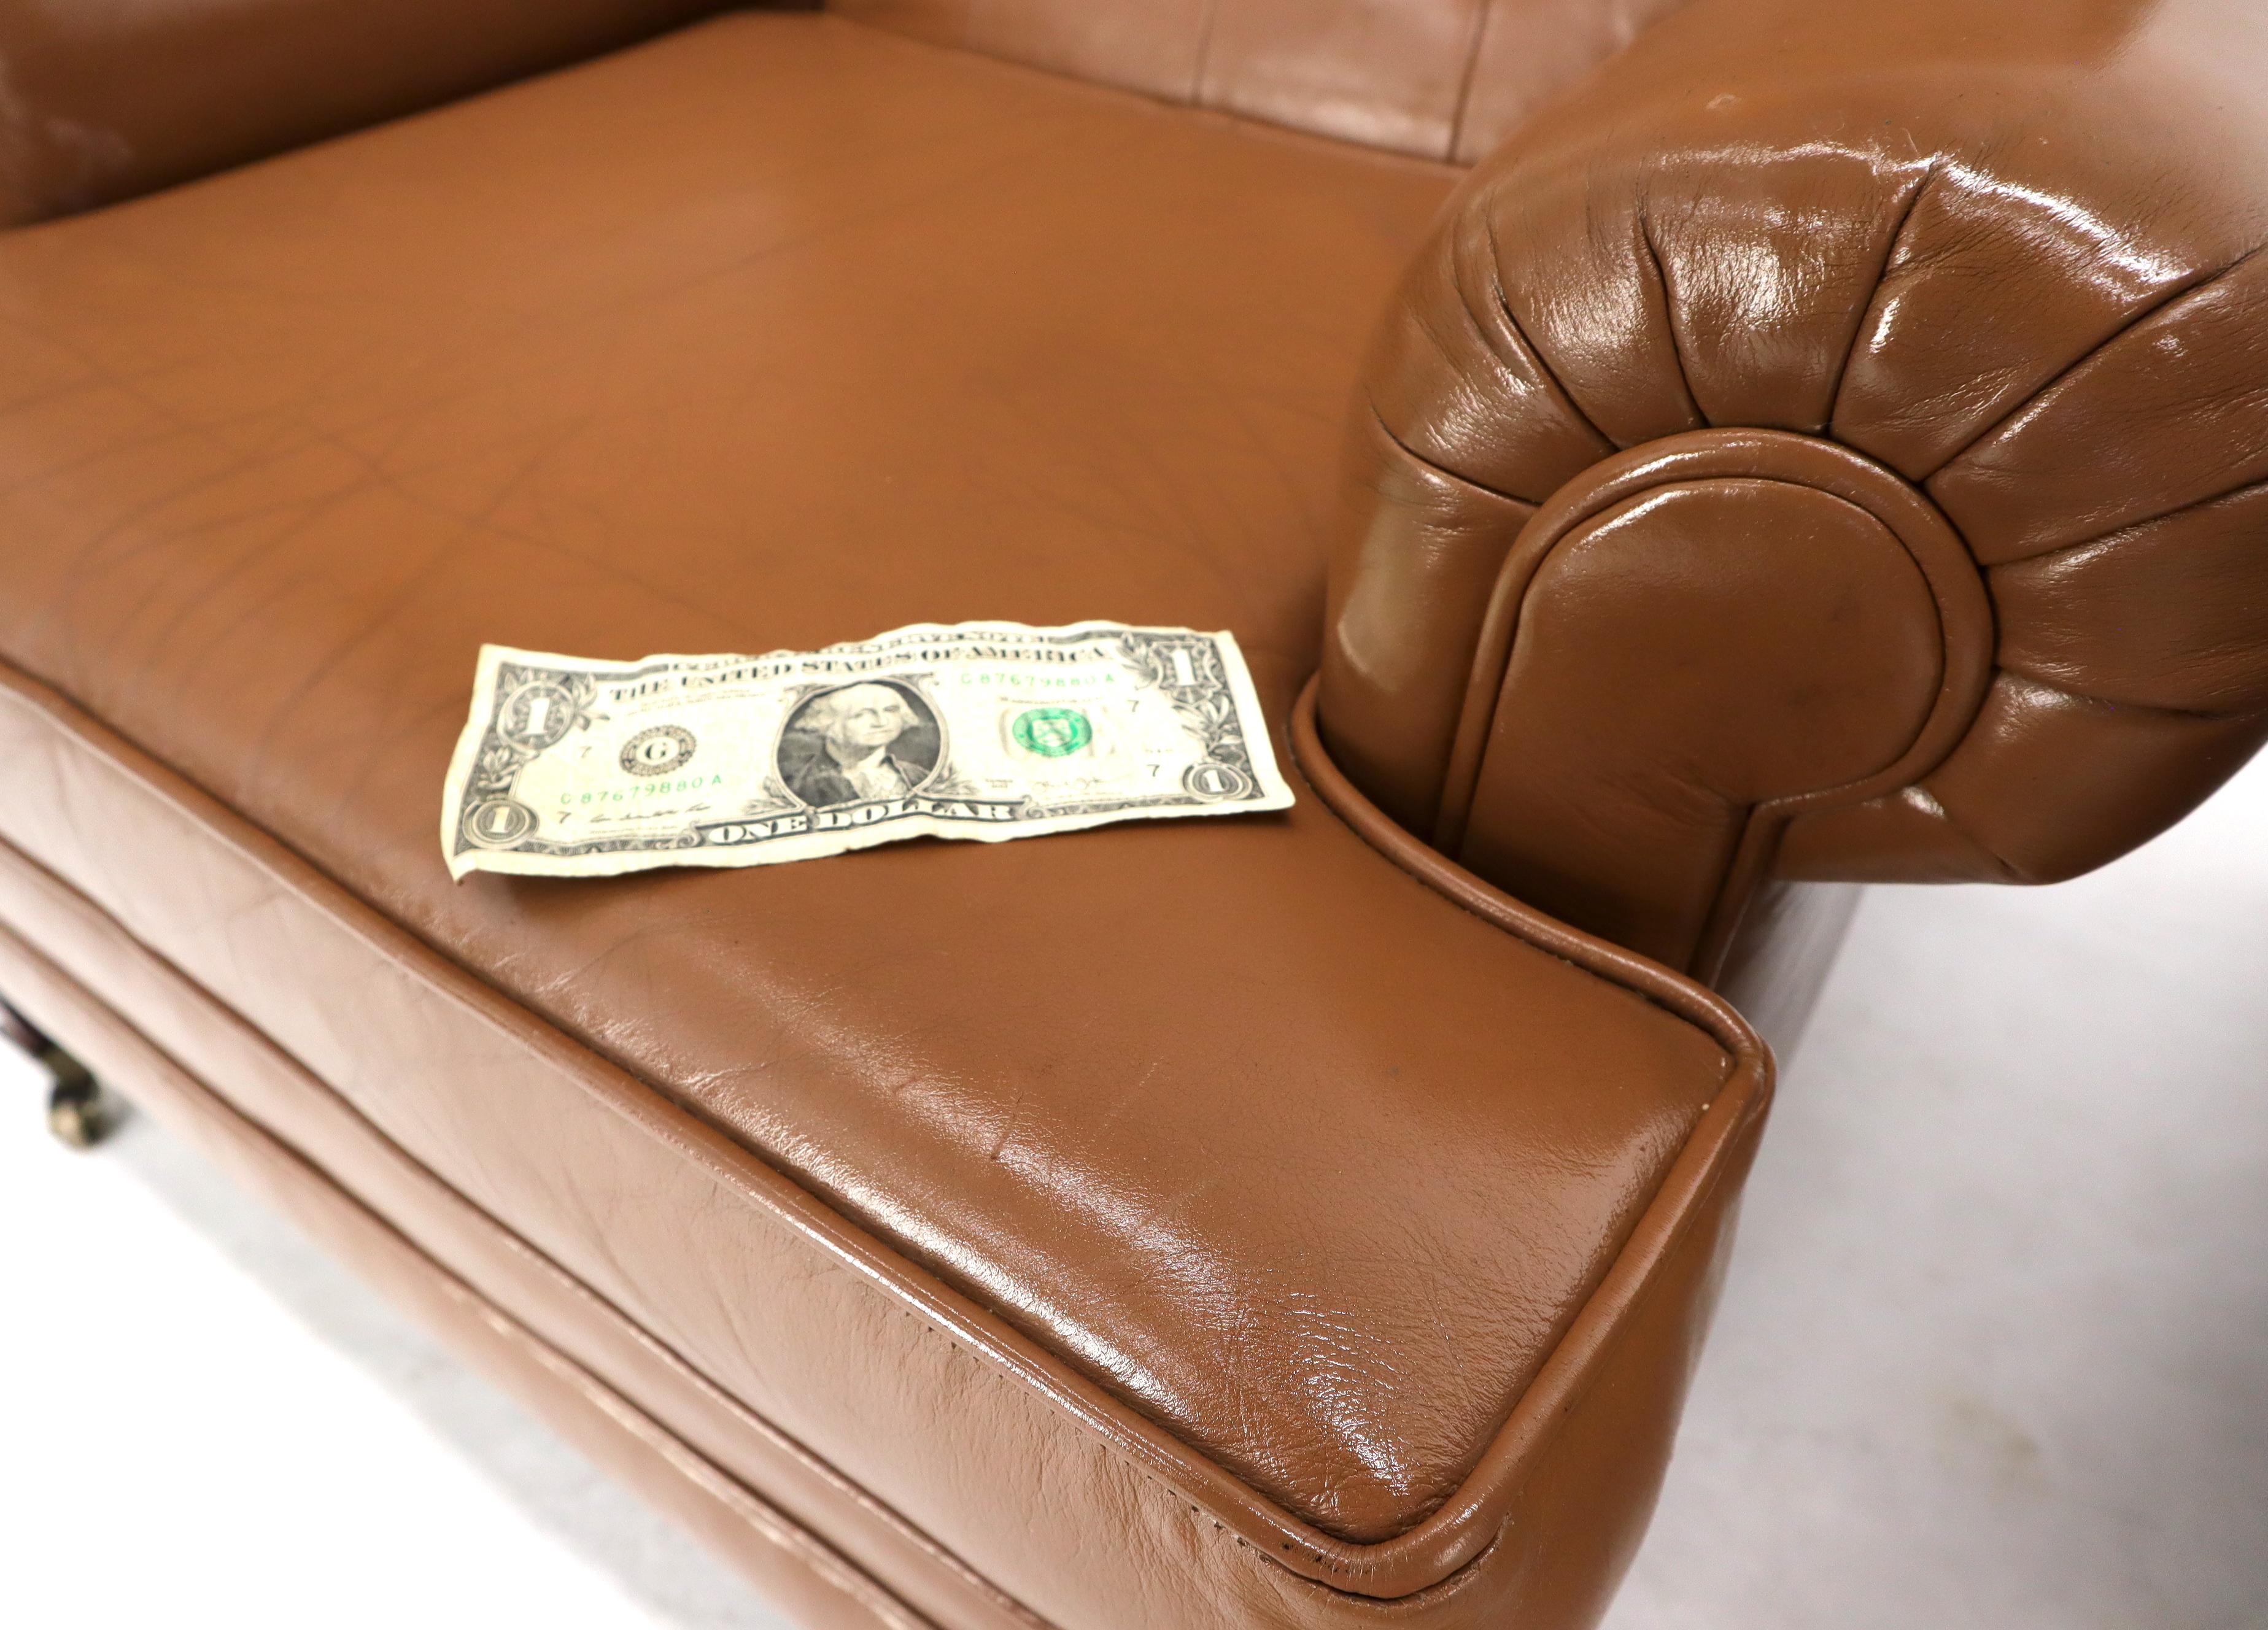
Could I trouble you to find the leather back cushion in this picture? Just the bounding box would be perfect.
[831,0,1687,161]
[0,0,735,226]
[0,0,1684,228]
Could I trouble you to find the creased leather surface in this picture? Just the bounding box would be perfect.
[0,787,1767,1630]
[0,7,1747,1592]
[1321,0,2268,927]
[0,670,1765,1623]
[834,0,1690,161]
[0,0,747,227]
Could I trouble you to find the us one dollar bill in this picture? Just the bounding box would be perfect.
[440,620,1293,879]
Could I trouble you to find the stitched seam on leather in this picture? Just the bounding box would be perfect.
[1987,665,2249,724]
[1492,1070,1768,1477]
[1480,214,1620,462]
[1981,466,2268,571]
[1135,1477,1511,1608]
[0,831,1058,1630]
[1633,203,1706,428]
[1921,240,2267,486]
[1364,399,1536,509]
[1288,689,1768,1588]
[1431,435,1994,960]
[1186,0,1224,105]
[1444,0,1499,164]
[1824,161,1938,433]
[1293,680,1755,1059]
[1743,481,1972,802]
[1458,475,1966,819]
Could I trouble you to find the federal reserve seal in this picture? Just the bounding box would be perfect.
[621,725,697,777]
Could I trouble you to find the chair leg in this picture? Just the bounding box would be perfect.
[2,1000,114,1149]
[0,1000,41,1055]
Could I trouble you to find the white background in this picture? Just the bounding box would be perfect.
[4,755,2263,1629]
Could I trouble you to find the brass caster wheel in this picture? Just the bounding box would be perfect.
[47,1070,110,1150]
[6,1002,113,1149]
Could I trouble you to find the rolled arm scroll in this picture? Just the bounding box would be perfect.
[1317,0,2268,971]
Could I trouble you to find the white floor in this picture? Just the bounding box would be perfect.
[4,757,2264,1629]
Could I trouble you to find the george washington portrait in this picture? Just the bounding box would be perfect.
[776,681,942,808]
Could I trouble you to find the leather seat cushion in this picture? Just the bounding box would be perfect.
[0,7,1736,1555]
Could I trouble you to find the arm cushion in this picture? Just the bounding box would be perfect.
[0,0,746,227]
[1318,0,2268,964]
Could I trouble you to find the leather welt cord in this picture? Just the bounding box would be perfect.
[1295,676,1767,1069]
[1429,429,1995,979]
[2,657,1759,1602]
[1288,675,1773,1593]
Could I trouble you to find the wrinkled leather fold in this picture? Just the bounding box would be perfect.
[0,652,1766,1622]
[1322,0,2268,933]
[0,14,1805,1624]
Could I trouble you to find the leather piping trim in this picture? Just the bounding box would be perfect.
[1291,673,1773,1583]
[1426,428,1994,978]
[1,659,1759,1599]
[0,920,946,1630]
[1294,676,1766,1064]
[0,830,1053,1630]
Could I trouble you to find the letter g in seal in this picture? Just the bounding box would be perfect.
[621,725,697,777]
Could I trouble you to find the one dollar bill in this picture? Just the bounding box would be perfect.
[440,620,1293,880]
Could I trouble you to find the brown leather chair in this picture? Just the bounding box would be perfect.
[3,2,2262,1624]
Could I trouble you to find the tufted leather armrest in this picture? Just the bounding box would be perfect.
[1317,0,2268,975]
[0,0,761,228]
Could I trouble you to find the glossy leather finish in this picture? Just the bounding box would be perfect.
[0,14,1771,1622]
[0,0,743,227]
[7,1,2259,1624]
[0,671,1765,1621]
[1322,0,2268,962]
[0,829,1041,1630]
[0,0,1694,222]
[835,0,1687,160]
[1433,431,1992,973]
[0,910,943,1630]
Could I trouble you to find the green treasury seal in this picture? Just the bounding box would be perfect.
[1011,706,1092,758]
